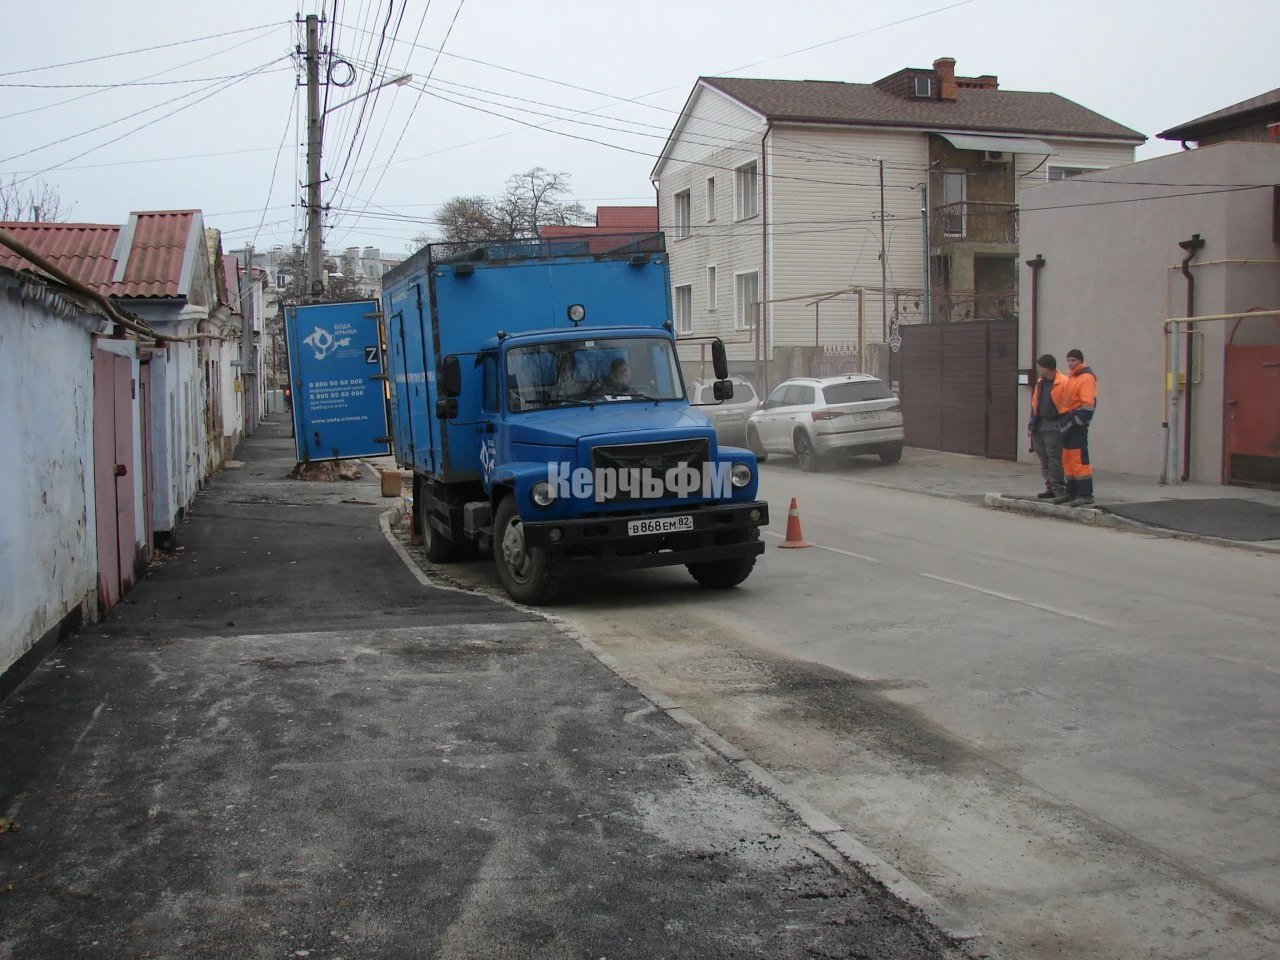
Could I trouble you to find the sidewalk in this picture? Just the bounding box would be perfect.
[0,417,963,960]
[791,447,1280,551]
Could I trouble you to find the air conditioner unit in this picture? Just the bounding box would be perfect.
[982,150,1009,164]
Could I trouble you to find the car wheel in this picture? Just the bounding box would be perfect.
[746,425,767,461]
[494,495,562,604]
[878,444,903,464]
[794,430,821,472]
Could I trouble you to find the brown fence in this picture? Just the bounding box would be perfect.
[900,320,1018,459]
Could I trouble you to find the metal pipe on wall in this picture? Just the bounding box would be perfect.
[1177,234,1205,481]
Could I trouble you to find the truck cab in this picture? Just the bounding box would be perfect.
[383,235,768,603]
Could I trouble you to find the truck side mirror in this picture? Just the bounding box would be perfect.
[712,380,735,401]
[440,355,462,398]
[711,339,729,380]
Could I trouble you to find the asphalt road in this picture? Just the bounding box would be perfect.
[0,422,964,960]
[428,453,1280,960]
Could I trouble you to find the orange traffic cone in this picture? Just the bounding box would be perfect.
[777,497,812,549]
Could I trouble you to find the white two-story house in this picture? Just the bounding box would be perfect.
[652,57,1145,389]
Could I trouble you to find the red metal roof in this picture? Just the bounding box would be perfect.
[596,206,658,230]
[0,210,201,298]
[0,222,121,289]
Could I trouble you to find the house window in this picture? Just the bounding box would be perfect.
[734,271,759,331]
[276,272,286,289]
[706,265,717,312]
[706,177,716,221]
[914,76,933,98]
[674,284,693,334]
[674,189,691,239]
[1048,165,1100,181]
[942,169,966,236]
[735,161,759,220]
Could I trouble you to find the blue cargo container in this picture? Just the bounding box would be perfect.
[381,234,768,603]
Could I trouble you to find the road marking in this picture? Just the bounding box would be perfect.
[761,529,881,564]
[918,573,1112,627]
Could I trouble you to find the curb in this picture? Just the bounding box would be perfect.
[378,503,991,956]
[983,494,1280,555]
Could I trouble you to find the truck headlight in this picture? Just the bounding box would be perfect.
[530,481,554,507]
[731,462,752,488]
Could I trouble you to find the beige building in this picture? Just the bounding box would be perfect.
[1017,140,1280,487]
[652,58,1143,389]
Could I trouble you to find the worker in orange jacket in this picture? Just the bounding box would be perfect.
[1057,348,1098,506]
[1028,354,1070,500]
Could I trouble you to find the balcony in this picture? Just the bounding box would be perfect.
[932,201,1018,245]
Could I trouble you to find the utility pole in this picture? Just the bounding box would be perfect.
[878,159,888,344]
[304,13,324,300]
[239,244,255,437]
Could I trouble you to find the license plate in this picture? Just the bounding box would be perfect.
[718,411,744,421]
[628,515,694,536]
[856,411,879,422]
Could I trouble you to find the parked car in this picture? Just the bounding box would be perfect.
[746,374,903,471]
[688,376,758,446]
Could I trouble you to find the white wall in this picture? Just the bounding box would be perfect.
[655,83,768,366]
[1017,142,1280,480]
[0,273,99,675]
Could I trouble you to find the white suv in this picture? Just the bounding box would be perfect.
[746,374,904,471]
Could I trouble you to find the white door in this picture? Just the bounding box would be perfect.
[757,384,790,449]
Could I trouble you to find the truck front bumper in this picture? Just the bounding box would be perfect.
[521,501,769,571]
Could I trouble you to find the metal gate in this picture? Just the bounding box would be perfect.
[900,320,1018,459]
[1224,313,1280,489]
[93,348,138,612]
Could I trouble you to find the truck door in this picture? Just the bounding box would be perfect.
[386,282,434,473]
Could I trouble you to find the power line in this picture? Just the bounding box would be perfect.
[1,55,290,165]
[329,0,468,245]
[0,21,288,78]
[328,0,398,207]
[7,59,286,188]
[0,26,288,122]
[251,78,301,250]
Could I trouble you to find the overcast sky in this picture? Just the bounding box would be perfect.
[2,0,1276,257]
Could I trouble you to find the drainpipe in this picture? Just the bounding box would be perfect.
[1178,234,1205,481]
[760,122,772,396]
[1025,254,1045,369]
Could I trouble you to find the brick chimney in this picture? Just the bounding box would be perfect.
[933,57,958,101]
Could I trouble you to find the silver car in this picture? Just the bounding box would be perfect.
[688,377,758,446]
[746,374,904,471]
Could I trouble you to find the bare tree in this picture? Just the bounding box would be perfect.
[0,177,71,222]
[431,194,499,244]
[424,169,594,247]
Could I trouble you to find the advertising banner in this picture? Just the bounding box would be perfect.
[285,300,390,461]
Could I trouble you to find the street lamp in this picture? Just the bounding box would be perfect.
[323,74,413,117]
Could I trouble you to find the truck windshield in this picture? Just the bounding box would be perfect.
[505,336,684,412]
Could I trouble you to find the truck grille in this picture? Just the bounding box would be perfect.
[590,438,710,503]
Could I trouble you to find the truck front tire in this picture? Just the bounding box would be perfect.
[686,528,759,590]
[494,496,563,604]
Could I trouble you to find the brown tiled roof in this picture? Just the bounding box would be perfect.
[700,76,1145,142]
[0,210,201,298]
[1158,87,1280,141]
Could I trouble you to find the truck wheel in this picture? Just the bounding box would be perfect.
[794,430,821,472]
[416,493,457,563]
[746,425,767,462]
[687,528,758,590]
[494,496,562,604]
[878,444,903,464]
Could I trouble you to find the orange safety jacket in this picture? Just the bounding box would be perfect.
[1029,370,1070,428]
[1061,365,1097,415]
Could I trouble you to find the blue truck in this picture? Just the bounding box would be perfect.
[381,234,769,603]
